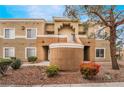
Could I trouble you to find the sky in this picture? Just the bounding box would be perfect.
[0,5,124,21]
[0,5,65,21]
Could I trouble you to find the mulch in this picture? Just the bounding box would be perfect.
[0,62,124,85]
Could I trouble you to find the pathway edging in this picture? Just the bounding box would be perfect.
[1,82,124,87]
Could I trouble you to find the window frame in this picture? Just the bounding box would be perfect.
[26,28,37,39]
[3,47,15,58]
[95,48,105,59]
[3,28,15,39]
[25,47,37,59]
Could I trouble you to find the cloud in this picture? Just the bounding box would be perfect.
[25,5,64,20]
[52,5,62,10]
[0,5,64,20]
[26,6,46,18]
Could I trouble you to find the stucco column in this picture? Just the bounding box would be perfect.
[54,25,58,35]
[50,43,84,71]
[71,23,79,35]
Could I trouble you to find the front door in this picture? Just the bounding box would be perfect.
[84,46,90,61]
[43,46,49,61]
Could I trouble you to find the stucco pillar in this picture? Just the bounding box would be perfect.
[49,43,84,71]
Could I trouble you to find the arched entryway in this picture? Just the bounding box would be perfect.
[58,23,75,42]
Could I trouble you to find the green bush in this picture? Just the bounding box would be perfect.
[11,59,22,70]
[0,58,12,76]
[28,56,37,63]
[10,57,16,61]
[46,65,59,77]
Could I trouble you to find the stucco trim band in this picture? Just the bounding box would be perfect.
[37,35,67,38]
[49,43,84,49]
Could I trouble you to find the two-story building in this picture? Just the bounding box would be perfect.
[0,17,111,62]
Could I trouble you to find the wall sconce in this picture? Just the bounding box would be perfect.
[21,26,25,30]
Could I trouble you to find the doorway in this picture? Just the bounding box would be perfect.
[43,46,49,61]
[84,46,90,61]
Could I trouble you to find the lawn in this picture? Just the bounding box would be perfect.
[0,62,124,85]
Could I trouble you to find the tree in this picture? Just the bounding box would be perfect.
[64,5,124,70]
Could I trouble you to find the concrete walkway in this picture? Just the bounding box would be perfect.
[42,82,124,87]
[22,61,49,67]
[1,82,124,87]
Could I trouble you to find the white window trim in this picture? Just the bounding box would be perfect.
[25,47,37,59]
[3,47,15,58]
[95,48,105,59]
[3,28,15,39]
[26,28,37,39]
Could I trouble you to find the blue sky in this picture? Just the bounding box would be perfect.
[0,5,124,21]
[0,5,65,21]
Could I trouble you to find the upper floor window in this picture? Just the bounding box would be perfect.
[26,28,37,39]
[95,26,105,40]
[4,28,15,39]
[96,48,105,58]
[3,47,15,58]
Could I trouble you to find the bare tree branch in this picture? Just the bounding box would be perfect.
[91,11,110,27]
[116,19,124,26]
[115,10,124,20]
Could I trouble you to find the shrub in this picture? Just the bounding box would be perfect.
[28,56,37,63]
[0,58,12,76]
[11,59,22,70]
[80,62,100,79]
[46,65,59,77]
[10,57,16,61]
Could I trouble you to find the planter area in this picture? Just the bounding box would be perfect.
[0,62,124,85]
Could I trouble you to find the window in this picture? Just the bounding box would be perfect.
[95,26,105,40]
[4,28,15,39]
[96,48,105,58]
[26,28,37,39]
[25,47,36,58]
[3,47,15,58]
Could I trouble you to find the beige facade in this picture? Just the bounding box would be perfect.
[0,17,111,62]
[121,48,124,61]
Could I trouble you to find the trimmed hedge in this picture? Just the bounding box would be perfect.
[10,57,16,61]
[28,56,37,63]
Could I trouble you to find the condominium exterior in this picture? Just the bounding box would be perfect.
[0,17,111,62]
[120,48,124,60]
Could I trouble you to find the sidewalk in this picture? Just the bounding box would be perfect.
[42,82,124,87]
[22,61,49,67]
[1,82,124,87]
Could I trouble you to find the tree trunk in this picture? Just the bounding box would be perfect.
[110,27,119,70]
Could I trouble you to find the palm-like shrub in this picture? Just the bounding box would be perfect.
[11,59,22,70]
[0,58,12,76]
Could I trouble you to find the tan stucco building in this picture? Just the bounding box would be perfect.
[120,48,124,61]
[0,17,111,62]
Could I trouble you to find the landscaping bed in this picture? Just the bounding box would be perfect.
[0,62,124,85]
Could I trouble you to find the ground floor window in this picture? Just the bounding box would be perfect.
[25,47,36,58]
[3,47,15,58]
[96,48,105,58]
